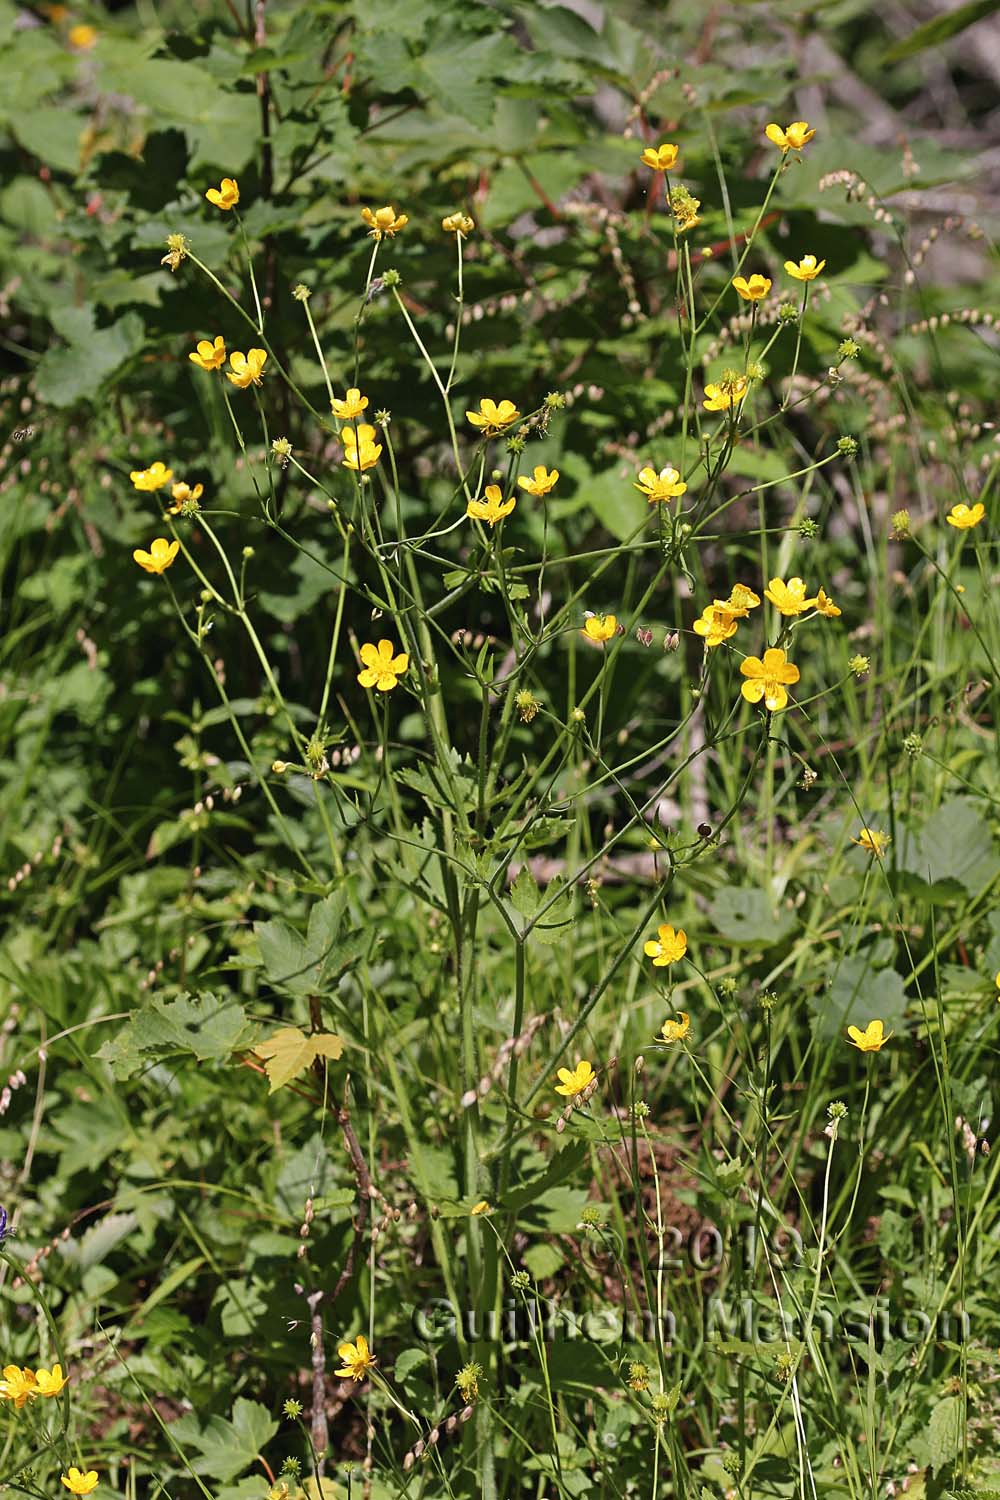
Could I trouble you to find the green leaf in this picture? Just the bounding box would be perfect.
[927,1394,962,1475]
[884,0,1000,60]
[896,798,1000,895]
[34,312,145,408]
[10,106,84,173]
[509,867,541,918]
[62,1212,140,1271]
[523,1241,564,1279]
[184,1398,279,1481]
[808,956,907,1042]
[708,887,797,945]
[95,993,257,1078]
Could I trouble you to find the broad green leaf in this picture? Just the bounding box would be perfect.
[709,887,798,945]
[34,312,145,408]
[896,798,999,895]
[96,993,256,1078]
[254,1026,344,1092]
[808,956,907,1042]
[183,1398,279,1481]
[927,1394,962,1475]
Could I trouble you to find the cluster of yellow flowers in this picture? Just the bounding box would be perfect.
[0,1364,96,1492]
[129,461,203,575]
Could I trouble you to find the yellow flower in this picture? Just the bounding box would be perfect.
[68,23,97,49]
[361,205,408,239]
[0,1366,36,1407]
[168,481,203,514]
[470,1200,492,1215]
[160,232,190,272]
[554,1059,596,1097]
[227,349,267,389]
[765,121,815,152]
[946,502,985,529]
[784,254,826,282]
[133,538,180,575]
[357,639,409,692]
[723,584,761,613]
[693,605,739,648]
[846,1019,892,1053]
[331,388,369,420]
[634,465,687,503]
[341,423,382,473]
[640,143,679,171]
[335,1335,376,1382]
[732,274,772,302]
[764,577,817,615]
[852,827,890,858]
[739,648,799,712]
[467,485,516,527]
[644,924,687,966]
[702,376,748,412]
[814,587,841,618]
[517,465,559,497]
[442,212,475,235]
[466,398,521,436]
[189,336,226,371]
[130,460,173,492]
[583,613,617,643]
[34,1363,67,1397]
[61,1472,98,1497]
[205,177,240,211]
[658,1012,691,1044]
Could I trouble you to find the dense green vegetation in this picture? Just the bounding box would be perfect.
[1,1,999,1497]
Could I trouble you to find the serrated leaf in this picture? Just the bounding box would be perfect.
[254,1027,344,1092]
[185,1398,279,1481]
[709,887,798,945]
[62,1212,139,1271]
[896,798,999,896]
[927,1394,962,1475]
[95,993,256,1078]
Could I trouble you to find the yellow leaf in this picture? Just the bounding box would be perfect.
[254,1026,344,1093]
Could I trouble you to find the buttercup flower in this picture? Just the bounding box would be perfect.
[341,423,382,473]
[61,1472,98,1497]
[227,349,267,389]
[784,254,826,282]
[331,388,369,420]
[34,1363,67,1397]
[442,212,475,235]
[640,143,679,171]
[724,584,762,613]
[466,398,521,436]
[765,121,815,152]
[169,481,203,514]
[852,827,890,858]
[693,604,739,648]
[814,587,841,617]
[335,1335,376,1382]
[189,336,226,372]
[732,274,772,302]
[133,538,180,575]
[554,1059,596,1097]
[467,485,516,527]
[357,639,408,692]
[517,465,559,497]
[739,648,799,712]
[361,205,408,239]
[846,1019,892,1053]
[470,1200,492,1215]
[0,1366,36,1407]
[130,461,173,492]
[644,924,688,966]
[764,577,817,615]
[68,24,97,49]
[658,1012,691,1044]
[205,177,239,210]
[634,465,687,503]
[703,375,748,412]
[946,502,985,529]
[583,613,617,643]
